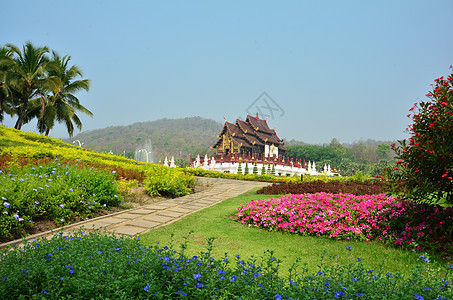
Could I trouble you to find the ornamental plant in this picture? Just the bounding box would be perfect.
[244,161,249,175]
[252,162,258,175]
[390,67,453,204]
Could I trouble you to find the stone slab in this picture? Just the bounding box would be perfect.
[112,226,148,236]
[144,215,173,223]
[156,211,184,218]
[126,219,160,228]
[145,204,173,210]
[178,204,204,210]
[96,217,128,225]
[113,213,140,219]
[83,221,111,229]
[168,207,192,214]
[129,208,157,215]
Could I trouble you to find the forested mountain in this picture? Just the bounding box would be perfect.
[66,117,397,175]
[65,117,223,164]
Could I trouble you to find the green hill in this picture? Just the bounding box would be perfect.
[64,117,223,163]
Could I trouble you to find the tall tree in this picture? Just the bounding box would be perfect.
[26,52,91,136]
[0,46,15,122]
[5,42,57,130]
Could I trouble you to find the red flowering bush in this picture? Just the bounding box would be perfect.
[390,67,453,204]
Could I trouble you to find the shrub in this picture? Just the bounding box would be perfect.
[390,67,453,204]
[258,180,384,195]
[143,165,194,197]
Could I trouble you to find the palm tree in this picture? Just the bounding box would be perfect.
[5,42,56,130]
[28,51,92,137]
[0,46,15,122]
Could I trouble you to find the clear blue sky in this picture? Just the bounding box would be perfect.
[1,0,452,144]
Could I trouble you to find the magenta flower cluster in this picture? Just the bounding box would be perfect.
[233,193,397,241]
[233,193,453,252]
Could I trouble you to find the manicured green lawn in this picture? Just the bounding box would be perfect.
[139,188,445,277]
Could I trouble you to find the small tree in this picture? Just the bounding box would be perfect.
[261,163,266,175]
[271,164,276,176]
[391,67,453,204]
[237,161,242,175]
[252,162,258,175]
[267,163,271,175]
[244,162,249,175]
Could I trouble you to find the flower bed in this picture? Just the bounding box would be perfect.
[232,193,453,255]
[0,160,122,242]
[0,230,451,299]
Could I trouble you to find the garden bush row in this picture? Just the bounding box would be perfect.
[0,230,451,299]
[257,180,385,195]
[183,167,300,183]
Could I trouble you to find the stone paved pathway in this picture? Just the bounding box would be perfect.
[0,177,271,248]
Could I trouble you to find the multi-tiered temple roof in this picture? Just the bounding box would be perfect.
[213,113,288,158]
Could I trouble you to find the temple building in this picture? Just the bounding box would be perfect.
[187,113,337,177]
[212,113,288,158]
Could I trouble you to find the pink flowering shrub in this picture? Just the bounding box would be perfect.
[232,193,453,254]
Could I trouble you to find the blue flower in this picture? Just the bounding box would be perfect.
[2,211,8,215]
[195,281,205,289]
[3,202,10,208]
[346,246,353,251]
[355,293,364,297]
[386,272,393,278]
[175,290,187,296]
[143,284,149,292]
[69,268,74,274]
[230,275,237,282]
[275,294,282,300]
[335,291,345,298]
[414,294,424,300]
[317,271,323,276]
[42,289,49,295]
[450,263,453,270]
[193,274,202,280]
